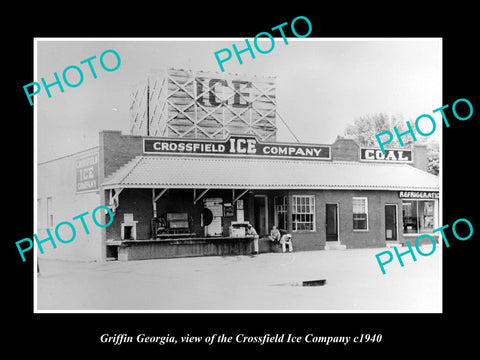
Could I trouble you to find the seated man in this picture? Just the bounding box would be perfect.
[268,225,281,245]
[280,233,293,253]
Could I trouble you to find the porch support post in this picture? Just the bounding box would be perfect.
[233,189,249,204]
[152,188,168,218]
[193,188,210,205]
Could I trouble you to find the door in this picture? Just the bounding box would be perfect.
[326,203,338,241]
[385,204,397,241]
[254,195,268,236]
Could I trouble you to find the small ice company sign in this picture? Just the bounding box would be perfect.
[143,135,331,160]
[76,153,99,193]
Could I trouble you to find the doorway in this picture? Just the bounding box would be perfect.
[254,195,268,236]
[385,204,398,241]
[326,203,338,242]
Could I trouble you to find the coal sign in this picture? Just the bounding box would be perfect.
[360,148,412,162]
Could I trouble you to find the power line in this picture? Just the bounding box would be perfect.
[277,111,300,143]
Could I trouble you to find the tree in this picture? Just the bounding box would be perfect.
[426,139,439,175]
[343,113,418,148]
[343,113,439,175]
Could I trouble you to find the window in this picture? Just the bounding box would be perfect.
[37,198,43,228]
[37,198,42,227]
[402,200,435,234]
[292,195,315,231]
[353,197,368,230]
[46,197,53,228]
[274,196,288,230]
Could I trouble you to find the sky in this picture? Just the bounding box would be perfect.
[35,38,442,163]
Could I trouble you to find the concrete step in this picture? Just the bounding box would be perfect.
[386,242,404,248]
[324,243,347,250]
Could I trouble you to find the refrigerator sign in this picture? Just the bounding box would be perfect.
[399,191,439,199]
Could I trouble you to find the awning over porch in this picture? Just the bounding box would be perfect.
[101,155,439,191]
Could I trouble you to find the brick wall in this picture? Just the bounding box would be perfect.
[100,130,143,179]
[104,181,437,250]
[412,144,428,172]
[331,137,360,161]
[330,136,430,175]
[106,188,153,240]
[285,190,404,250]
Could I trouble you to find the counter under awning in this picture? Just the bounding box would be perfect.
[110,236,255,261]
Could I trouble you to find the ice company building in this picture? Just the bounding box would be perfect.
[37,69,439,261]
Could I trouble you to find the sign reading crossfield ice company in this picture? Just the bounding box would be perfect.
[360,148,413,162]
[399,191,439,199]
[144,135,331,160]
[76,153,99,193]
